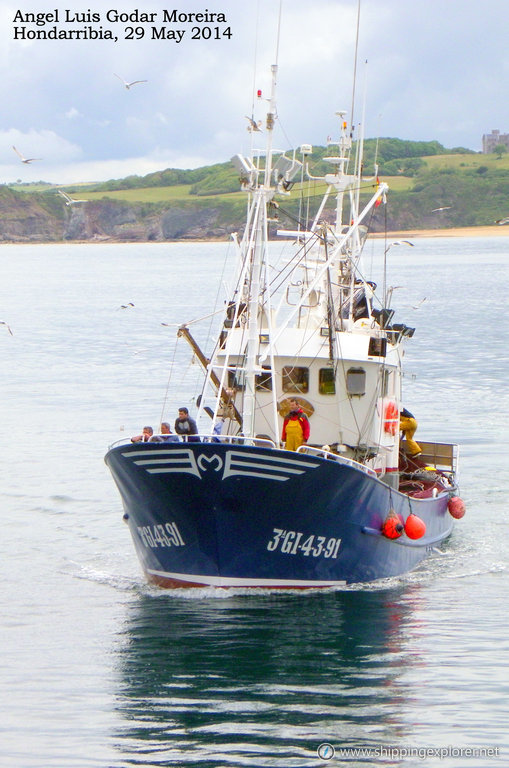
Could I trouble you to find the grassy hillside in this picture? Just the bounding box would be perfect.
[6,139,509,240]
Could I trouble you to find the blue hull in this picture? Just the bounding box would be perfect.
[105,442,454,588]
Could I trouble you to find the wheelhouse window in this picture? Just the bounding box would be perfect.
[228,368,273,391]
[319,368,336,395]
[228,369,245,391]
[368,336,387,357]
[255,367,273,391]
[282,366,309,394]
[346,367,366,396]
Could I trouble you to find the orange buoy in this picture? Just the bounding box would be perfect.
[448,496,466,519]
[404,513,426,539]
[382,509,404,539]
[383,401,399,435]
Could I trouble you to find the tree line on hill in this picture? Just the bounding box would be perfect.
[74,138,470,196]
[2,138,509,242]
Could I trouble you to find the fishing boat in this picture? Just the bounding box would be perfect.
[105,52,465,589]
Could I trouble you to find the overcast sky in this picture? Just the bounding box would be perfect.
[1,0,508,184]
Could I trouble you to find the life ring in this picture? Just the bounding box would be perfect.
[383,401,399,435]
[277,397,314,418]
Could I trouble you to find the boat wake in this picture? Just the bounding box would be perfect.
[67,561,142,592]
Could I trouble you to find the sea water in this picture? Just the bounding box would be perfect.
[0,238,508,768]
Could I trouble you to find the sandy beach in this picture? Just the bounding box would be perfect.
[371,225,509,239]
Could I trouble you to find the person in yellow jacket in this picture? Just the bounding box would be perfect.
[400,407,421,457]
[282,399,310,451]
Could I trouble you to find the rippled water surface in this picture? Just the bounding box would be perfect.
[1,239,508,767]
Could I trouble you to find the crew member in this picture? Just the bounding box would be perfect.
[282,399,310,452]
[150,422,179,443]
[131,426,153,443]
[400,407,421,457]
[175,407,199,441]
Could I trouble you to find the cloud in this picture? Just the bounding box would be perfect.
[0,0,508,183]
[0,127,83,182]
[64,107,81,120]
[2,128,82,160]
[0,144,220,185]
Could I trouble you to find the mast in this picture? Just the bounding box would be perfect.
[242,63,278,437]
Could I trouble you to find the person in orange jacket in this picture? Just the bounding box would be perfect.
[282,399,310,451]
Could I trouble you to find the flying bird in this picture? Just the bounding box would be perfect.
[412,297,427,310]
[245,116,262,132]
[12,146,41,163]
[57,190,87,206]
[114,73,148,90]
[117,302,135,310]
[0,321,13,335]
[495,217,509,225]
[391,240,414,247]
[431,206,452,213]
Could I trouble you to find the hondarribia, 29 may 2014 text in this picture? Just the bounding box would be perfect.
[11,8,233,43]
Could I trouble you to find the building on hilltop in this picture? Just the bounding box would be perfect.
[482,129,509,154]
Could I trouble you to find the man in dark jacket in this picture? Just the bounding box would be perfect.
[174,407,199,441]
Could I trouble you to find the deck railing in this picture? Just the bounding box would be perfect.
[109,434,277,450]
[297,444,377,476]
[401,440,459,474]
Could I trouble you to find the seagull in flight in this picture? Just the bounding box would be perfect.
[431,206,452,213]
[0,321,13,335]
[391,240,414,247]
[114,73,148,90]
[57,190,87,206]
[117,302,135,310]
[12,145,41,163]
[495,217,509,225]
[412,297,427,310]
[245,116,262,132]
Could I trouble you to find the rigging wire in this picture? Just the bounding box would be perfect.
[158,334,182,425]
[204,239,235,351]
[267,180,379,301]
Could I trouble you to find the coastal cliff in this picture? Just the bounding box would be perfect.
[0,187,244,243]
[3,138,509,242]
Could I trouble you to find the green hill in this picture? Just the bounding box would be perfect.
[3,139,509,242]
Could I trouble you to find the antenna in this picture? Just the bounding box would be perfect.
[355,59,369,185]
[350,0,362,135]
[274,0,283,67]
[263,0,283,187]
[250,1,261,115]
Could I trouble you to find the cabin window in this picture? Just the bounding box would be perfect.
[255,368,273,391]
[228,369,245,391]
[346,367,366,396]
[282,366,309,393]
[319,368,336,395]
[227,368,273,391]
